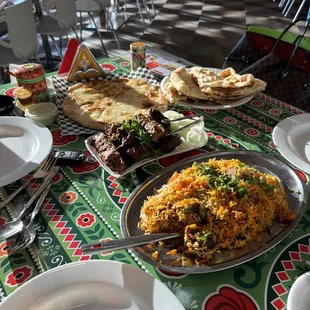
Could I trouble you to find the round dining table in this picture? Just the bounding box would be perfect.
[0,49,309,310]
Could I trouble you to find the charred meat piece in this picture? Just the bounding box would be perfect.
[126,144,145,163]
[134,114,149,127]
[99,142,127,173]
[148,108,170,130]
[134,113,167,142]
[117,129,136,152]
[94,133,109,149]
[144,121,166,141]
[104,123,121,135]
[158,134,181,153]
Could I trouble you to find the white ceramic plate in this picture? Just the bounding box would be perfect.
[287,271,310,310]
[0,117,52,187]
[273,113,310,174]
[0,260,185,310]
[160,68,254,110]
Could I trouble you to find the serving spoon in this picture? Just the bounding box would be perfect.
[81,233,180,255]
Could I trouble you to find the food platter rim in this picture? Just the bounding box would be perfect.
[120,149,307,274]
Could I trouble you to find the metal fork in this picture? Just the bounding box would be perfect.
[0,150,57,210]
[10,184,51,252]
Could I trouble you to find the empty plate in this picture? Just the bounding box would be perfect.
[0,260,185,310]
[273,114,310,174]
[0,116,52,187]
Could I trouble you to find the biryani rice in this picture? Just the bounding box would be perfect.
[138,158,295,265]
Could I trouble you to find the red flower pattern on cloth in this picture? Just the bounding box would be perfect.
[0,240,14,257]
[203,285,259,310]
[59,191,77,204]
[53,173,62,184]
[69,150,100,174]
[120,62,129,67]
[251,100,264,107]
[101,63,116,72]
[204,109,217,114]
[0,217,7,226]
[76,213,96,228]
[4,87,16,97]
[224,117,237,125]
[245,128,259,137]
[5,265,33,287]
[270,108,282,115]
[100,238,114,256]
[159,150,204,167]
[51,128,77,146]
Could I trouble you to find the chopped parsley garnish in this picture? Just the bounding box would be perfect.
[122,120,152,145]
[199,232,213,241]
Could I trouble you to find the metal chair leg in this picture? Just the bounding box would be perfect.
[80,12,83,42]
[124,0,128,19]
[88,12,108,57]
[282,0,294,15]
[59,37,62,57]
[72,27,80,42]
[150,0,155,15]
[106,9,120,49]
[279,0,287,7]
[50,35,63,60]
[33,54,43,66]
[293,0,307,22]
[141,0,152,22]
[284,0,296,16]
[136,0,145,27]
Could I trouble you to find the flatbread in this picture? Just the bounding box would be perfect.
[162,78,188,104]
[191,67,255,89]
[63,79,168,130]
[169,67,211,100]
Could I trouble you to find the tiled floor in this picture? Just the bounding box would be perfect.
[74,0,307,68]
[4,0,309,76]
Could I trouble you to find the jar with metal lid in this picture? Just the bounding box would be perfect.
[15,63,48,102]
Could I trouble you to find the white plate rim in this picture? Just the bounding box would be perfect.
[272,113,310,174]
[85,130,208,178]
[160,68,254,110]
[287,271,310,310]
[0,116,52,187]
[0,260,185,310]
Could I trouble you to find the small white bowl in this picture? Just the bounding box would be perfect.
[25,102,57,126]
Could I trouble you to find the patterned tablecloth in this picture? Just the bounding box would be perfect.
[0,55,309,310]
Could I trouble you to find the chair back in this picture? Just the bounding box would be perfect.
[5,0,39,60]
[56,0,77,30]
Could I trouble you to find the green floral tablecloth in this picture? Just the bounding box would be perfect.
[0,55,309,310]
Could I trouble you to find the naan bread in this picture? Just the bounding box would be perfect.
[63,79,168,130]
[170,67,211,100]
[162,78,188,104]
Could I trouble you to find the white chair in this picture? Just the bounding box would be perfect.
[77,0,120,56]
[36,0,79,60]
[0,0,39,67]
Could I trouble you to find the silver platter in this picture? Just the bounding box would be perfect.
[120,150,307,274]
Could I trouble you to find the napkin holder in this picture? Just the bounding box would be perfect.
[67,44,106,82]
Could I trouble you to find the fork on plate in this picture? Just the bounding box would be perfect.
[0,150,57,210]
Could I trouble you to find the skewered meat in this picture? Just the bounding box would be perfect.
[158,135,181,153]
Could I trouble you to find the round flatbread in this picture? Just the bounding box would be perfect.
[63,79,168,130]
